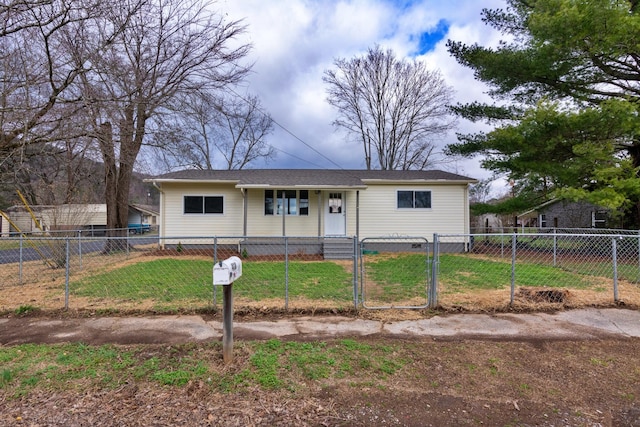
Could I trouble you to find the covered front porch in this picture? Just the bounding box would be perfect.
[238,186,364,238]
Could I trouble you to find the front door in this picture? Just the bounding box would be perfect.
[325,192,346,235]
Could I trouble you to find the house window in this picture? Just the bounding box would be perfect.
[264,190,309,216]
[539,214,547,228]
[184,196,223,214]
[329,193,342,213]
[592,210,607,228]
[397,190,431,209]
[299,190,309,215]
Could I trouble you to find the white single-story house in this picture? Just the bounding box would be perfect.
[148,169,476,243]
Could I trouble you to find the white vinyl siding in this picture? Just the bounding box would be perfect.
[161,183,243,236]
[353,184,468,238]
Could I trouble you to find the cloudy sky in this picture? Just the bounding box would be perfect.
[218,0,508,184]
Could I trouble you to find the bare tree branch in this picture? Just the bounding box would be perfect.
[323,45,456,170]
[74,0,251,237]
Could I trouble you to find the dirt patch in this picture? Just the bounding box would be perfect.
[517,287,570,303]
[1,338,639,426]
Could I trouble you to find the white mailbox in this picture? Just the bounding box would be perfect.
[213,256,242,285]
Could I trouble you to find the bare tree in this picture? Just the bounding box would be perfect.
[214,93,275,170]
[74,0,250,244]
[0,0,142,211]
[0,0,140,154]
[5,139,101,207]
[469,178,495,205]
[154,91,274,171]
[152,93,219,171]
[323,45,456,170]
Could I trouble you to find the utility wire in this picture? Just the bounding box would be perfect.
[223,86,346,170]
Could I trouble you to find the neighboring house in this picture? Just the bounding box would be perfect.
[1,204,106,233]
[0,212,7,237]
[518,199,613,229]
[473,213,504,232]
[1,203,159,235]
[128,204,159,233]
[147,169,476,242]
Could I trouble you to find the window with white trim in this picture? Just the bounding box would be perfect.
[397,190,431,209]
[539,214,547,227]
[265,190,309,215]
[184,196,224,214]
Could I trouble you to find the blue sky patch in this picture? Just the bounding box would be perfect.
[415,19,450,54]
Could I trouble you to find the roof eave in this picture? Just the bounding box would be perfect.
[362,178,478,184]
[237,184,368,190]
[146,178,240,185]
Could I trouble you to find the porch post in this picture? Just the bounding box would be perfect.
[242,189,248,236]
[281,191,286,236]
[317,190,322,237]
[356,190,360,240]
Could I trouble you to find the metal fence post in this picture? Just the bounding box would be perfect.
[213,236,218,306]
[510,233,516,305]
[19,234,23,284]
[78,230,83,269]
[613,237,619,302]
[429,233,439,308]
[65,238,70,310]
[284,236,289,311]
[352,236,358,310]
[553,228,557,267]
[637,231,640,284]
[359,239,365,307]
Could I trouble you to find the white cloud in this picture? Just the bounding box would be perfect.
[220,0,509,180]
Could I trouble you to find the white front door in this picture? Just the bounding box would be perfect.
[325,192,346,236]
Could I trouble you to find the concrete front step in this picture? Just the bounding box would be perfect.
[323,238,354,260]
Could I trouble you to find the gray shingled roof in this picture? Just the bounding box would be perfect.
[150,169,476,188]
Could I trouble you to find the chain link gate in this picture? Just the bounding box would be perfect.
[359,237,431,309]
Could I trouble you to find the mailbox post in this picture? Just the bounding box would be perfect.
[213,256,242,363]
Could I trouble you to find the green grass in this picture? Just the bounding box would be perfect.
[0,240,21,250]
[0,339,406,397]
[70,258,354,303]
[362,254,429,303]
[363,253,601,298]
[68,252,619,309]
[438,254,601,292]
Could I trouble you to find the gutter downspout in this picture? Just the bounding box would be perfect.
[464,184,470,234]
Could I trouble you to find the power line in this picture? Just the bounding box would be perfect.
[268,145,329,169]
[223,86,346,170]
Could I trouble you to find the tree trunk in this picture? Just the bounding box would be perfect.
[98,122,125,252]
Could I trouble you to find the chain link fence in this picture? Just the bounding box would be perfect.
[1,230,639,314]
[433,232,640,310]
[359,237,430,309]
[0,234,358,313]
